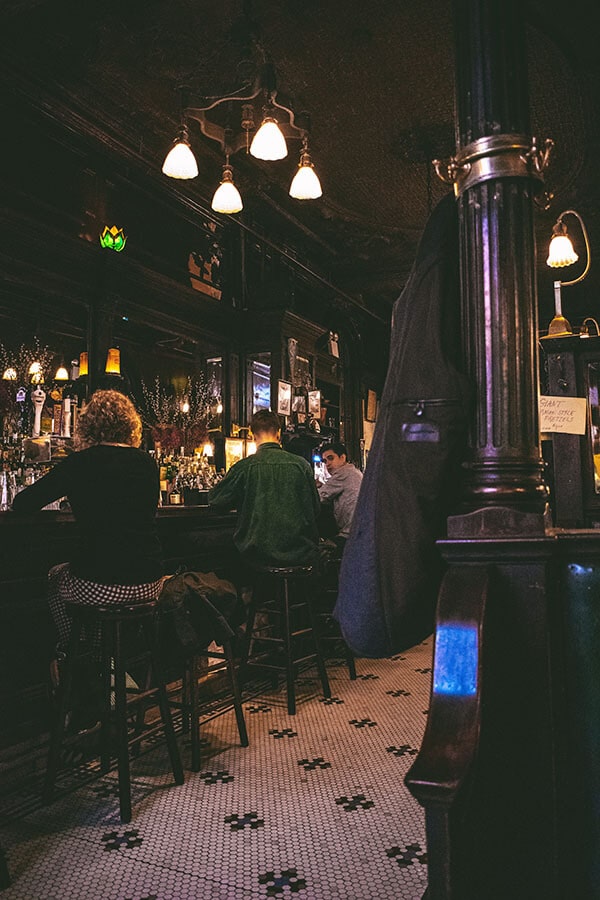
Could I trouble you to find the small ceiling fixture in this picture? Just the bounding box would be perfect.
[545,209,591,337]
[211,159,243,214]
[289,137,322,200]
[163,60,322,213]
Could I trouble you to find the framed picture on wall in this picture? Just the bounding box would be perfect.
[308,390,321,417]
[292,393,306,413]
[277,380,292,416]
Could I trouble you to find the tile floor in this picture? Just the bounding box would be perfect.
[0,640,432,900]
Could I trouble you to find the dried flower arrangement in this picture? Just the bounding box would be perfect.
[138,375,212,453]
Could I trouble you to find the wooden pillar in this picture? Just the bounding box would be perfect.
[444,0,552,531]
[406,3,561,897]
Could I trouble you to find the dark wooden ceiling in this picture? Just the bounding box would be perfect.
[1,0,599,326]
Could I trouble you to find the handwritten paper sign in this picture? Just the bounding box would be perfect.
[539,396,587,435]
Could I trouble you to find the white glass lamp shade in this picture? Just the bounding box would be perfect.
[2,367,17,380]
[250,117,288,160]
[54,365,69,381]
[289,153,322,200]
[162,138,199,179]
[546,234,578,268]
[211,166,243,214]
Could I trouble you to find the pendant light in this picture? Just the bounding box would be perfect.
[162,122,199,179]
[250,115,288,160]
[211,161,243,214]
[54,363,69,381]
[289,138,322,200]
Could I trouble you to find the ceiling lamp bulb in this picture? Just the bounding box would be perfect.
[289,149,322,200]
[211,165,243,214]
[546,233,578,268]
[162,124,199,179]
[250,117,288,160]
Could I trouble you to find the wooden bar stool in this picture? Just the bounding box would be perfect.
[316,551,356,679]
[43,599,184,823]
[181,639,249,771]
[239,563,331,715]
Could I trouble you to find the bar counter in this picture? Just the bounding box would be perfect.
[0,505,238,747]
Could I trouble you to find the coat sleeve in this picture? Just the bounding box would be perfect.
[317,473,343,504]
[11,455,73,513]
[208,461,244,510]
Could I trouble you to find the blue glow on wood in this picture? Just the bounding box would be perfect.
[433,624,478,696]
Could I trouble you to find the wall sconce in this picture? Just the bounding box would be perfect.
[545,209,591,337]
[105,348,121,375]
[78,352,89,377]
[99,225,127,252]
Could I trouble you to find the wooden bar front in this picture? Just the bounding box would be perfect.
[0,506,237,748]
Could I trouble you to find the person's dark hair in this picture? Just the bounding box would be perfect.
[75,389,142,449]
[320,441,348,459]
[250,409,281,437]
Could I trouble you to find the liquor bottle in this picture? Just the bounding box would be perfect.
[168,481,182,505]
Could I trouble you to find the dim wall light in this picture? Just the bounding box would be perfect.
[545,209,591,337]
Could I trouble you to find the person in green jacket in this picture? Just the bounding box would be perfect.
[208,409,320,570]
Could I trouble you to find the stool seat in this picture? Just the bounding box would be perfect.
[43,596,184,823]
[252,564,314,578]
[239,562,330,715]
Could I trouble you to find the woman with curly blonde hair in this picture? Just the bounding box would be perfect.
[13,389,163,688]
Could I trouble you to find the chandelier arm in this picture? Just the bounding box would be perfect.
[559,209,591,287]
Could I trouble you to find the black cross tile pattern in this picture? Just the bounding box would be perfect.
[335,793,375,811]
[269,728,298,739]
[297,757,332,771]
[386,843,428,868]
[386,745,418,757]
[258,867,307,896]
[349,717,377,728]
[198,770,234,785]
[102,830,143,851]
[225,812,265,831]
[319,696,344,705]
[0,634,433,899]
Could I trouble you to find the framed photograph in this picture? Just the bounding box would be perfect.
[366,389,377,422]
[225,437,244,472]
[294,355,311,389]
[308,389,321,417]
[277,380,292,416]
[292,393,306,413]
